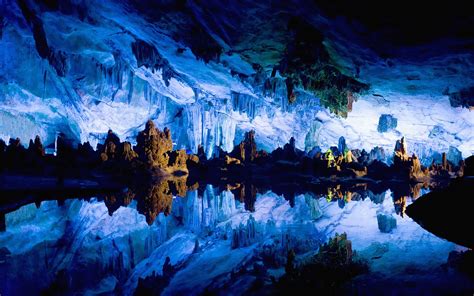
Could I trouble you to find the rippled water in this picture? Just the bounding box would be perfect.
[0,186,472,295]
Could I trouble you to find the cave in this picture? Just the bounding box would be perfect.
[0,0,473,295]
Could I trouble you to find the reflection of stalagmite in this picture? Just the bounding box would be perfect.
[168,177,188,197]
[137,180,173,225]
[134,177,191,225]
[394,196,407,217]
[442,152,448,170]
[232,183,257,212]
[231,215,257,249]
[104,189,136,216]
[410,183,425,200]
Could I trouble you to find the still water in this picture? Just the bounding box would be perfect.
[1,184,473,295]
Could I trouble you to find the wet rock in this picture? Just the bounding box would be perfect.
[307,146,322,158]
[428,125,445,139]
[197,145,207,162]
[394,137,408,158]
[393,137,425,180]
[225,155,241,165]
[446,250,474,277]
[4,138,27,170]
[377,213,397,233]
[277,18,368,115]
[100,130,121,161]
[0,214,5,232]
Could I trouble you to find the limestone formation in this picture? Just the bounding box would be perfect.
[167,149,188,172]
[27,135,45,158]
[135,120,173,169]
[231,130,257,163]
[121,142,138,162]
[393,137,425,180]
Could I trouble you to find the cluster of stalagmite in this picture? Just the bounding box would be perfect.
[0,124,467,184]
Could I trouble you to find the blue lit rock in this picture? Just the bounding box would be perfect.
[377,213,397,233]
[377,114,398,133]
[447,146,463,166]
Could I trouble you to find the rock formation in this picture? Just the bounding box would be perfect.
[393,137,426,180]
[230,130,257,163]
[135,120,173,169]
[27,135,45,158]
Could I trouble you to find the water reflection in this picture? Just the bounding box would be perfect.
[1,180,472,295]
[0,179,431,230]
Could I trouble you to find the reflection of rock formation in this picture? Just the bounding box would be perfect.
[231,183,257,212]
[104,189,136,216]
[377,213,397,233]
[231,215,257,249]
[393,196,407,217]
[135,256,176,295]
[410,183,424,200]
[137,180,173,225]
[134,177,191,225]
[277,232,368,294]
